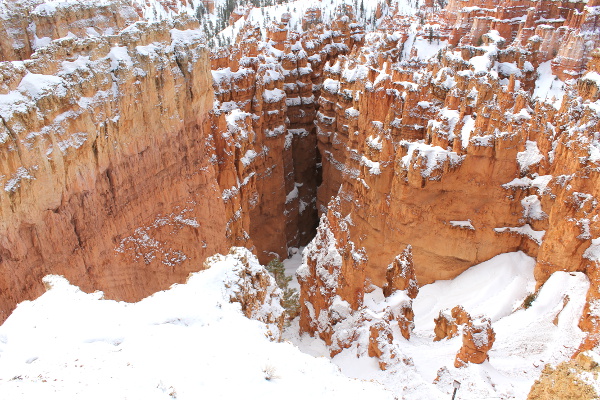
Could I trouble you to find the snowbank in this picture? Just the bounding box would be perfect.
[0,248,391,399]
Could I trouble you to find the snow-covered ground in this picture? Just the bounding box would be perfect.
[0,248,590,399]
[0,250,392,400]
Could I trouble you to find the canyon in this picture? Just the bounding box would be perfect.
[0,0,600,397]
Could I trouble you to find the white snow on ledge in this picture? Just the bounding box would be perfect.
[517,140,544,173]
[449,220,474,230]
[400,141,465,178]
[494,224,545,245]
[361,156,381,175]
[583,237,600,261]
[502,174,552,194]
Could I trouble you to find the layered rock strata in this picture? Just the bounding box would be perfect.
[0,11,224,322]
[294,0,600,365]
[209,13,365,263]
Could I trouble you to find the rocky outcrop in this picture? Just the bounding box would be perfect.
[383,245,418,298]
[292,0,600,360]
[297,197,366,344]
[297,201,416,364]
[433,305,469,341]
[368,320,400,370]
[433,305,496,367]
[454,314,495,367]
[0,1,366,322]
[0,0,139,62]
[204,246,285,341]
[208,12,363,264]
[527,352,600,400]
[1,0,600,376]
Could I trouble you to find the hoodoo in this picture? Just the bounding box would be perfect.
[1,0,600,398]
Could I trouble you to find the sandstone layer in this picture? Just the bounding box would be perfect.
[0,8,225,322]
[290,0,600,364]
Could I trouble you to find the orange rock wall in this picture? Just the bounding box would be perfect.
[0,15,226,322]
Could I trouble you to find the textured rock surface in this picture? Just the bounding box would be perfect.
[527,352,600,400]
[368,320,399,370]
[0,8,224,322]
[383,245,418,298]
[454,314,495,367]
[2,0,600,370]
[297,0,600,359]
[433,305,469,342]
[204,246,285,341]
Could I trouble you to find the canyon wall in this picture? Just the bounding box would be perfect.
[0,5,228,322]
[293,0,600,353]
[0,1,363,321]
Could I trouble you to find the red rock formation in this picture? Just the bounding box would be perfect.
[0,14,224,323]
[368,320,399,370]
[204,247,285,341]
[434,305,470,341]
[0,1,139,62]
[383,245,418,298]
[455,315,495,367]
[297,197,366,343]
[386,299,415,340]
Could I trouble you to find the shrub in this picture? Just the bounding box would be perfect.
[522,292,537,309]
[262,364,278,381]
[266,258,300,325]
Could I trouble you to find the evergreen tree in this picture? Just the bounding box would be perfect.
[266,258,300,326]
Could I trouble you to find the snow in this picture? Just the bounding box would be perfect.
[212,0,409,46]
[341,63,369,83]
[582,71,600,85]
[400,141,465,178]
[0,249,391,399]
[521,194,547,220]
[532,61,565,109]
[494,224,546,245]
[502,174,552,194]
[107,46,133,71]
[17,73,64,99]
[469,44,498,74]
[461,115,475,148]
[485,30,504,44]
[413,37,448,60]
[496,61,521,77]
[241,149,257,166]
[366,135,382,150]
[4,166,35,192]
[449,220,474,230]
[323,78,340,94]
[283,247,303,292]
[169,28,204,45]
[360,156,381,175]
[263,88,285,103]
[57,132,88,153]
[285,184,299,204]
[583,237,600,261]
[517,140,544,172]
